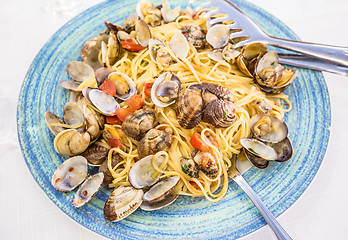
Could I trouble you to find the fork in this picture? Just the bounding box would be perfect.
[198,0,348,67]
[230,160,293,240]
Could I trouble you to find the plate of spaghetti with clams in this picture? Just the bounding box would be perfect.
[17,0,330,239]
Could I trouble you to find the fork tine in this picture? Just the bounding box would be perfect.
[234,39,253,49]
[230,31,248,39]
[208,16,230,25]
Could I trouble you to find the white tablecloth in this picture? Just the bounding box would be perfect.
[1,0,348,239]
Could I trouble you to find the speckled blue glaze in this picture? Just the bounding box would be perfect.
[17,0,331,239]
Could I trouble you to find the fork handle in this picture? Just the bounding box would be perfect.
[265,36,348,67]
[233,173,293,240]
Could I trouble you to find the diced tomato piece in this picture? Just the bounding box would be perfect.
[205,133,219,148]
[99,79,116,96]
[126,94,145,112]
[115,108,132,122]
[190,132,210,152]
[107,136,123,149]
[121,40,146,52]
[144,82,154,97]
[106,115,122,125]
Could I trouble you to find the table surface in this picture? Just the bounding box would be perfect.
[1,0,348,239]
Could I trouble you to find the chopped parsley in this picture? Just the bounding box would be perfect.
[271,61,275,65]
[248,148,257,154]
[155,14,161,19]
[223,110,227,119]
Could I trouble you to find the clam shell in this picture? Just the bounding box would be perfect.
[108,72,137,101]
[99,153,123,186]
[72,172,104,207]
[208,49,224,62]
[244,149,269,169]
[202,82,234,102]
[169,32,189,59]
[151,72,181,108]
[140,193,178,211]
[122,107,156,140]
[273,137,293,162]
[88,88,120,116]
[81,141,109,166]
[161,0,180,23]
[54,129,90,156]
[104,186,144,222]
[63,102,84,127]
[138,129,172,158]
[51,156,88,192]
[206,24,230,49]
[148,38,165,63]
[143,176,180,202]
[83,105,102,142]
[203,99,236,128]
[59,80,81,92]
[67,61,94,83]
[128,155,167,189]
[175,88,203,129]
[240,138,278,161]
[45,111,65,136]
[250,114,288,143]
[135,19,151,47]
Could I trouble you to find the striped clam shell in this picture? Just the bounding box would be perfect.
[137,129,172,158]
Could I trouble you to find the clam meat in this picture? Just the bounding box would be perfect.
[192,151,219,178]
[108,72,137,100]
[149,38,171,67]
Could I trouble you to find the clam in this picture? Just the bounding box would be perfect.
[128,155,167,189]
[240,138,278,161]
[143,176,180,202]
[135,19,151,47]
[80,33,108,71]
[250,114,288,143]
[66,61,94,83]
[273,137,293,162]
[53,129,90,156]
[117,31,145,52]
[161,0,180,23]
[208,49,224,62]
[203,99,236,128]
[106,31,120,66]
[83,105,102,142]
[99,153,123,186]
[95,67,115,87]
[138,129,172,158]
[253,100,272,115]
[222,43,240,64]
[123,13,137,33]
[104,21,125,33]
[104,186,144,222]
[72,172,104,208]
[140,194,178,211]
[59,80,81,92]
[81,141,109,166]
[51,156,88,192]
[122,107,156,140]
[45,111,65,136]
[63,102,85,128]
[192,151,219,178]
[180,157,199,178]
[136,0,162,27]
[236,42,268,77]
[202,82,234,102]
[82,88,120,116]
[169,32,189,59]
[180,24,206,49]
[206,24,230,49]
[151,72,181,107]
[149,38,171,67]
[244,149,269,169]
[175,87,203,129]
[108,72,137,101]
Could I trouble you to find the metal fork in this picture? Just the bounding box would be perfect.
[230,159,293,240]
[198,0,348,67]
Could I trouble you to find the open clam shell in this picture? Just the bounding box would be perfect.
[250,114,288,143]
[244,149,269,169]
[240,138,278,161]
[45,111,65,136]
[140,194,178,211]
[104,186,144,222]
[83,88,120,116]
[143,176,180,203]
[53,129,90,156]
[148,38,171,67]
[169,32,189,59]
[72,172,104,207]
[108,72,137,101]
[161,0,180,23]
[135,19,151,47]
[51,156,88,192]
[67,61,94,83]
[151,72,181,107]
[208,49,224,62]
[95,67,115,87]
[128,155,167,189]
[63,102,85,127]
[273,137,293,162]
[59,80,81,92]
[206,24,230,49]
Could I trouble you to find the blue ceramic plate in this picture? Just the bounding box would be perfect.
[17,0,330,239]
